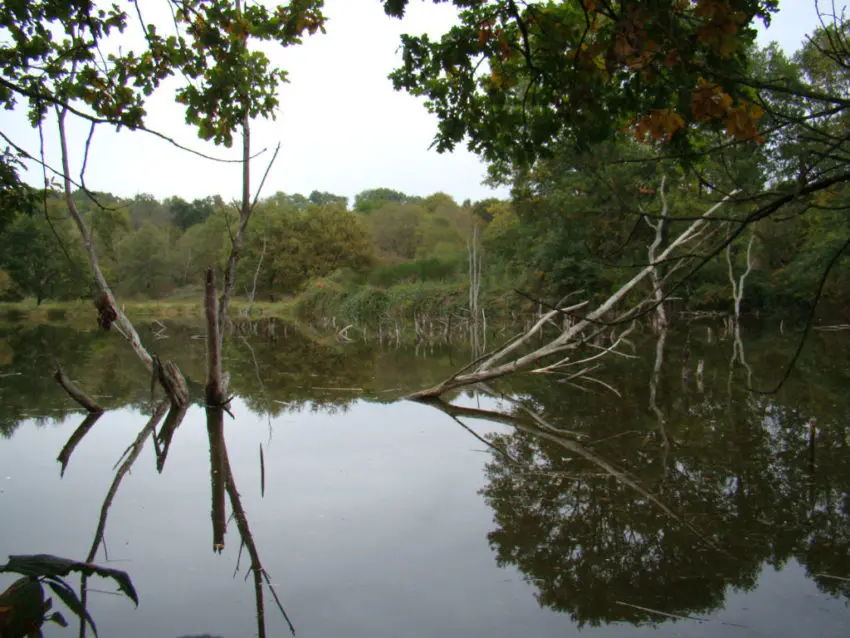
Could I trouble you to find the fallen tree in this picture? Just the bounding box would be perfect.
[409,187,739,400]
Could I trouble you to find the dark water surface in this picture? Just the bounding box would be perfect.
[1,320,849,637]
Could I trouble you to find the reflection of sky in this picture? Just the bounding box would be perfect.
[1,398,848,638]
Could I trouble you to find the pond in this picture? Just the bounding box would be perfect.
[1,319,849,637]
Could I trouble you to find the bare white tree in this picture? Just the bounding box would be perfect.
[409,188,739,400]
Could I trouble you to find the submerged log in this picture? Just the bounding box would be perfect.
[54,364,103,413]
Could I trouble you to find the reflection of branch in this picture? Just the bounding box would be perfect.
[208,407,227,553]
[57,412,103,477]
[79,400,170,638]
[421,395,730,557]
[220,432,296,636]
[648,326,670,465]
[153,403,188,473]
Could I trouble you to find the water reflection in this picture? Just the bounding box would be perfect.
[55,393,293,637]
[419,322,850,629]
[0,319,849,636]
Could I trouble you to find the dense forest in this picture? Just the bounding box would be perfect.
[2,9,850,325]
[0,0,849,328]
[1,133,848,325]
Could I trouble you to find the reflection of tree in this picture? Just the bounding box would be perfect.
[421,338,850,629]
[76,399,170,638]
[58,396,295,637]
[0,321,470,435]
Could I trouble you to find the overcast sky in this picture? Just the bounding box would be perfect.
[0,0,835,205]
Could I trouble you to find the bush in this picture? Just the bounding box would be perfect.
[368,258,459,288]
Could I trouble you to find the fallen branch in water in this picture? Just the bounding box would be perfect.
[54,363,102,413]
[407,189,738,400]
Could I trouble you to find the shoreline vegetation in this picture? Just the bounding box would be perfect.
[2,184,847,341]
[0,282,833,334]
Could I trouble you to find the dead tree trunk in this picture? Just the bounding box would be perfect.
[205,268,225,407]
[726,225,755,387]
[645,176,669,332]
[408,189,738,400]
[726,225,756,323]
[54,363,102,413]
[468,223,484,355]
[56,107,187,407]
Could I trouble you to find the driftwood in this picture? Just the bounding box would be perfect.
[155,357,189,408]
[408,189,738,400]
[54,364,103,413]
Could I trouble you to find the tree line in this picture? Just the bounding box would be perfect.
[0,187,482,303]
[1,1,849,324]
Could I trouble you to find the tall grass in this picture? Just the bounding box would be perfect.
[295,276,526,328]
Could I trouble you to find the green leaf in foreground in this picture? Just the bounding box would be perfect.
[2,554,139,606]
[45,579,98,637]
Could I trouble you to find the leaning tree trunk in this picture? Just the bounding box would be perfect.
[408,188,739,400]
[56,107,187,407]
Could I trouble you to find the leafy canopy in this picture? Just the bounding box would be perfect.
[382,0,778,170]
[0,0,326,153]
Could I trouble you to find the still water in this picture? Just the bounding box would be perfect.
[0,319,849,637]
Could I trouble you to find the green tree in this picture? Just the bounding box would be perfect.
[166,196,218,231]
[354,188,416,213]
[384,0,777,166]
[308,190,348,208]
[366,202,423,262]
[0,214,85,304]
[242,202,375,295]
[115,223,179,298]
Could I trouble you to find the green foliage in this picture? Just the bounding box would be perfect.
[354,188,417,213]
[165,195,217,231]
[115,222,179,298]
[384,0,778,171]
[0,554,137,638]
[0,269,17,301]
[364,196,473,264]
[241,202,375,296]
[308,190,347,207]
[368,258,459,287]
[366,202,422,261]
[0,0,327,146]
[0,213,89,304]
[0,151,36,231]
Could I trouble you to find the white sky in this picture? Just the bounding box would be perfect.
[0,0,835,206]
